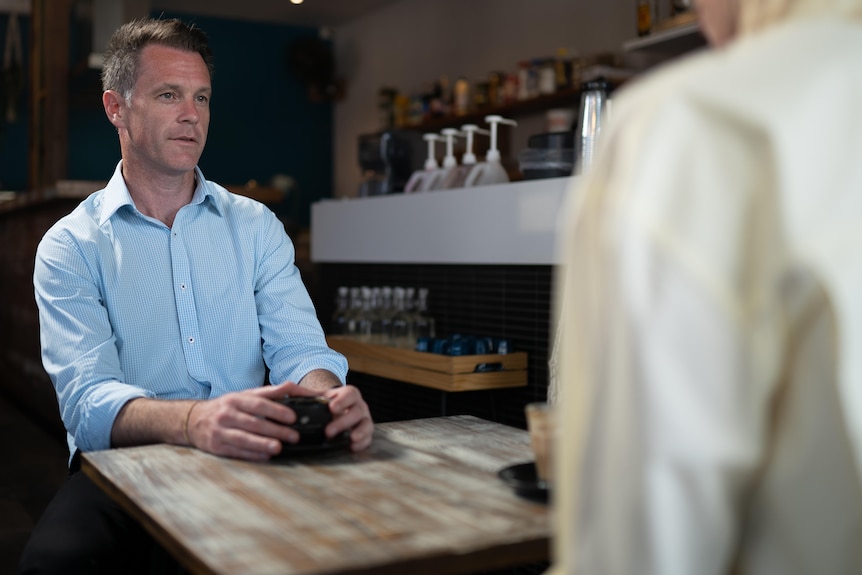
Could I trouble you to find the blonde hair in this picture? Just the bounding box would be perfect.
[739,0,862,35]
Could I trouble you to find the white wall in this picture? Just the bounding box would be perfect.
[332,0,634,198]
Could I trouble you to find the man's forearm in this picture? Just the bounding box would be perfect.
[111,397,198,447]
[111,373,341,450]
[297,369,343,393]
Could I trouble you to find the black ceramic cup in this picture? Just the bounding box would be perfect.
[276,396,333,445]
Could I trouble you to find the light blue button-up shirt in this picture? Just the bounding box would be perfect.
[34,162,347,461]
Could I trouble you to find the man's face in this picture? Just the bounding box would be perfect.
[118,44,212,176]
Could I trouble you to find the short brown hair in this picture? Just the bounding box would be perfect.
[101,18,214,99]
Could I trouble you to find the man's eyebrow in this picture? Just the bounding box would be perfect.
[150,83,212,94]
[152,83,181,93]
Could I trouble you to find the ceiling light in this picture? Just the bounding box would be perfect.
[290,0,303,4]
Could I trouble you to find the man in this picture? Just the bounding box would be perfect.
[19,18,372,573]
[549,0,862,573]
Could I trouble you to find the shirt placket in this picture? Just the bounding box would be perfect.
[170,224,205,379]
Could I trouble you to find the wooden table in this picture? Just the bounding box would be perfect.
[82,415,549,575]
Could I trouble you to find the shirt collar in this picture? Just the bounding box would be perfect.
[98,161,220,226]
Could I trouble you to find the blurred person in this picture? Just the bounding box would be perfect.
[549,0,862,573]
[19,18,372,574]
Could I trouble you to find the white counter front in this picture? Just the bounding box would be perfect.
[310,176,577,265]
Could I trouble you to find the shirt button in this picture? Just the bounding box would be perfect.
[180,283,187,290]
[188,337,195,344]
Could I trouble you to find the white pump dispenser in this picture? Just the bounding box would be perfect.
[405,133,443,193]
[464,115,517,187]
[422,133,441,171]
[429,128,461,191]
[443,124,488,189]
[441,128,459,169]
[461,124,487,165]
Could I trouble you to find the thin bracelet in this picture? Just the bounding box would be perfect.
[183,401,201,446]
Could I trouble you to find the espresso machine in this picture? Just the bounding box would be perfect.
[358,129,424,196]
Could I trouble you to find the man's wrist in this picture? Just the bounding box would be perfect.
[183,400,202,446]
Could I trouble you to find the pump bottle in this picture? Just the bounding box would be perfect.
[464,115,517,187]
[404,133,443,193]
[430,128,461,191]
[442,124,488,189]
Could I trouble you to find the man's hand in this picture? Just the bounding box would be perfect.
[186,381,322,461]
[319,384,374,452]
[293,369,374,452]
[186,380,374,459]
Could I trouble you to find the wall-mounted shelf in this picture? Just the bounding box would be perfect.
[410,88,582,133]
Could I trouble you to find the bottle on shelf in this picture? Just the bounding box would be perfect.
[345,287,363,336]
[365,286,391,344]
[378,87,398,129]
[390,286,414,348]
[377,286,395,343]
[517,61,531,101]
[636,0,655,37]
[357,286,375,341]
[487,71,505,107]
[555,48,573,91]
[413,287,436,339]
[454,77,471,116]
[538,59,556,95]
[330,286,349,335]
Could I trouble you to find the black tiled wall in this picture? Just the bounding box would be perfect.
[315,264,553,430]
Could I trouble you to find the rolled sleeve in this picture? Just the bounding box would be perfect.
[35,224,150,455]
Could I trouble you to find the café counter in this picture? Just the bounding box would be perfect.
[310,176,578,266]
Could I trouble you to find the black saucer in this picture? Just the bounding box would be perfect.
[277,432,351,457]
[497,462,549,503]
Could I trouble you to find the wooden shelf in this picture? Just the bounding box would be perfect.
[327,336,528,392]
[411,88,582,133]
[406,65,633,134]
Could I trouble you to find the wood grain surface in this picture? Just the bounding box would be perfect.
[82,416,548,575]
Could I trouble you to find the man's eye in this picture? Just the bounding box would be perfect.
[160,93,176,100]
[196,95,209,104]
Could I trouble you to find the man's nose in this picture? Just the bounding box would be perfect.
[179,99,199,123]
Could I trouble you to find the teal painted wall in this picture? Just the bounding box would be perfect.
[2,12,332,227]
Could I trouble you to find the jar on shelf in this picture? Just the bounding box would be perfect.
[555,48,572,91]
[636,0,655,37]
[454,77,471,116]
[474,81,490,109]
[538,59,556,95]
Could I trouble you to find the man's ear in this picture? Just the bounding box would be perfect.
[102,90,126,129]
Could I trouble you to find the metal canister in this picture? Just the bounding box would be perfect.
[575,80,609,175]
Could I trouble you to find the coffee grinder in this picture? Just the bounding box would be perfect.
[358,129,424,196]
